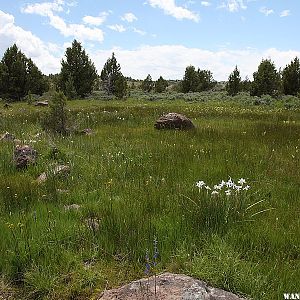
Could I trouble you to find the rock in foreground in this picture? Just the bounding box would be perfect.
[98,273,247,300]
[14,145,37,169]
[155,113,194,130]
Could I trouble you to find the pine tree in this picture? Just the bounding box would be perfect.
[251,59,281,97]
[141,74,154,92]
[59,40,97,98]
[100,52,127,98]
[282,57,300,96]
[26,58,49,95]
[155,76,168,93]
[0,44,47,100]
[226,66,241,96]
[182,66,198,93]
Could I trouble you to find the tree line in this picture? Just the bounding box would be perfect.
[0,39,300,101]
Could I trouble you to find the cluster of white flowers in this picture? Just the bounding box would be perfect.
[196,177,250,196]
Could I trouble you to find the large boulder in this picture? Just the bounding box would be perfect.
[14,145,37,169]
[97,273,247,300]
[155,113,194,130]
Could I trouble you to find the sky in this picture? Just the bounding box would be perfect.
[0,0,299,80]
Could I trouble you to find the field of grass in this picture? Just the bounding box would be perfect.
[0,98,299,299]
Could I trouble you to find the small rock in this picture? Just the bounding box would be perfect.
[37,164,71,183]
[34,101,48,107]
[85,217,100,232]
[64,204,81,211]
[80,128,93,135]
[1,132,15,141]
[155,113,195,130]
[14,145,37,169]
[98,273,247,300]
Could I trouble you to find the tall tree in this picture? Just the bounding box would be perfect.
[26,58,49,95]
[155,76,168,93]
[100,52,127,98]
[59,40,97,98]
[282,57,300,96]
[226,66,241,96]
[141,74,154,92]
[250,59,281,97]
[0,44,47,100]
[182,66,199,93]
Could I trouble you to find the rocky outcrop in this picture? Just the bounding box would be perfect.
[14,145,37,169]
[155,113,195,130]
[97,273,247,300]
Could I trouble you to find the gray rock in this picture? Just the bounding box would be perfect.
[64,204,81,211]
[98,273,247,300]
[34,101,48,107]
[155,113,195,130]
[37,164,71,183]
[14,145,37,169]
[1,132,15,141]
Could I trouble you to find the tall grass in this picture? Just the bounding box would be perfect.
[0,99,299,299]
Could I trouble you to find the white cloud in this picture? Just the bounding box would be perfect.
[21,0,64,16]
[107,24,126,32]
[121,12,138,23]
[259,7,274,16]
[201,1,211,7]
[280,10,290,17]
[147,0,199,22]
[133,27,146,36]
[0,10,61,74]
[22,1,104,42]
[219,0,247,12]
[88,45,300,81]
[83,12,109,26]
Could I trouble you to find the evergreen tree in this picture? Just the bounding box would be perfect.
[0,44,47,100]
[65,75,76,99]
[114,74,128,99]
[100,52,127,98]
[59,40,97,97]
[141,74,154,92]
[155,76,168,93]
[182,65,215,93]
[226,66,241,96]
[282,57,300,96]
[196,69,215,91]
[182,66,198,93]
[251,59,281,97]
[26,58,49,95]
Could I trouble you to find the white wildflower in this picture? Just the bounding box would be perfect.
[211,190,219,196]
[238,178,246,185]
[225,190,231,196]
[243,185,250,191]
[196,181,206,189]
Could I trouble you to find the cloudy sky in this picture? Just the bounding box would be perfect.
[0,0,299,80]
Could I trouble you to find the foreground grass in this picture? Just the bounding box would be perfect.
[0,99,299,299]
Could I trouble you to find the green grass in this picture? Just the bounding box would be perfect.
[0,98,300,299]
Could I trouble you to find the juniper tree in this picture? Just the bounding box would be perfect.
[0,44,47,100]
[282,57,300,96]
[141,74,154,92]
[250,59,281,97]
[59,40,97,98]
[100,52,127,98]
[155,76,168,93]
[226,66,241,96]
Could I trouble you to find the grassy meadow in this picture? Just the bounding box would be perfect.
[0,96,300,299]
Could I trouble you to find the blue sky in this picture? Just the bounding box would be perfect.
[0,0,299,80]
